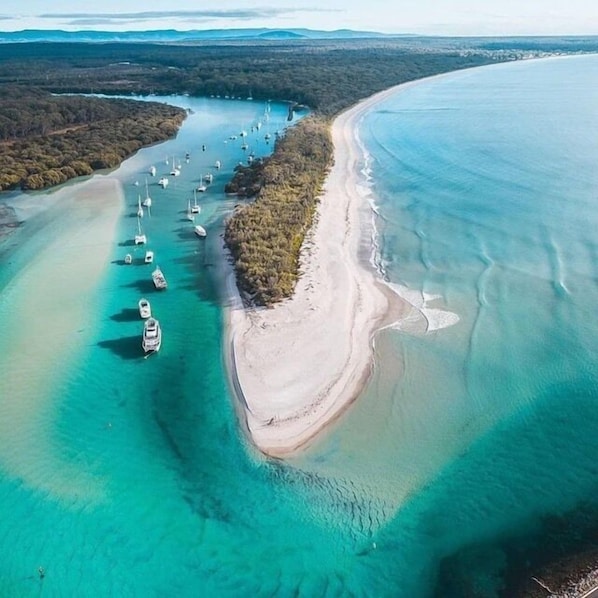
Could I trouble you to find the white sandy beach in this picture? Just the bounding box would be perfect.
[225,82,433,457]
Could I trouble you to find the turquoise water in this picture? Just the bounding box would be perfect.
[1,57,598,597]
[294,55,598,595]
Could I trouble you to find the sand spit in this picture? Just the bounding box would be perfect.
[223,82,440,457]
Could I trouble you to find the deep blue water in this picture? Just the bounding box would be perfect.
[1,57,598,597]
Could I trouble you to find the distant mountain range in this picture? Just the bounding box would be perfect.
[0,28,405,44]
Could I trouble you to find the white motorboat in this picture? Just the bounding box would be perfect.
[152,266,167,290]
[142,317,162,353]
[144,250,154,264]
[124,253,132,264]
[149,165,156,176]
[158,176,169,188]
[191,189,201,214]
[194,225,207,238]
[138,298,151,319]
[134,217,146,245]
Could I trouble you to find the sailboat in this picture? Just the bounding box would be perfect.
[158,176,169,188]
[204,173,213,184]
[197,177,207,193]
[134,217,146,245]
[149,165,156,176]
[186,199,195,221]
[191,189,201,214]
[137,195,144,218]
[142,180,152,207]
[170,156,181,176]
[215,160,221,169]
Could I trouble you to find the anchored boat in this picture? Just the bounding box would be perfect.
[142,317,162,353]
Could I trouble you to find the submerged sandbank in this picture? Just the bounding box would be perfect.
[0,175,123,498]
[224,80,444,457]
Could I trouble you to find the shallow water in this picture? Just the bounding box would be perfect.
[295,55,598,595]
[1,58,598,597]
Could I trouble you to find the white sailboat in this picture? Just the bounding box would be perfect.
[137,195,144,218]
[149,165,156,176]
[215,160,221,169]
[191,189,201,214]
[144,250,154,263]
[134,217,146,245]
[197,178,207,193]
[124,253,132,264]
[170,156,181,176]
[204,173,213,184]
[143,180,152,207]
[186,199,195,221]
[158,176,169,188]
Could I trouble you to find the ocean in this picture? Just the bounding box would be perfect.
[1,56,598,596]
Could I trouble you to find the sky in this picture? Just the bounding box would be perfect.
[2,0,598,36]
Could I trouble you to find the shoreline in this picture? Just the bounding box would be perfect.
[223,77,447,458]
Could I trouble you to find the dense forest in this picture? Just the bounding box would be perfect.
[0,40,503,302]
[0,86,185,191]
[0,41,498,115]
[224,117,333,304]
